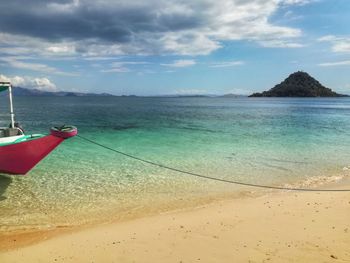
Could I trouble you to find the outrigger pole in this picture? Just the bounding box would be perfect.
[0,81,14,128]
[8,83,15,129]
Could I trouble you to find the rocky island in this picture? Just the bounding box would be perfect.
[249,71,347,97]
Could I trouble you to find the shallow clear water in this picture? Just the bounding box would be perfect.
[1,97,350,232]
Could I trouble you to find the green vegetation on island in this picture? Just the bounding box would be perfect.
[249,71,347,97]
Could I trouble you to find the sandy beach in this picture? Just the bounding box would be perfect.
[1,184,350,263]
[1,0,350,262]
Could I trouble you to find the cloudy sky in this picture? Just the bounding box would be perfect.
[0,0,349,95]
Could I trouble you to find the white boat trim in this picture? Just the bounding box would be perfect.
[0,134,25,144]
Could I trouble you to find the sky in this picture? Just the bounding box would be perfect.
[0,0,349,95]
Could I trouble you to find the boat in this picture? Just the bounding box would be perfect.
[0,81,77,175]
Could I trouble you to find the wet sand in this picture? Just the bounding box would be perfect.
[1,183,350,263]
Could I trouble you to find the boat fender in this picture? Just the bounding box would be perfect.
[50,125,78,139]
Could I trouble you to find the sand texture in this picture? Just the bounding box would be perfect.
[1,188,350,263]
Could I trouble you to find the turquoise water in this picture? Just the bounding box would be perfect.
[1,97,350,232]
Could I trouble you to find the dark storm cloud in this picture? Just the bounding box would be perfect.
[0,0,305,56]
[0,0,202,43]
[158,14,204,31]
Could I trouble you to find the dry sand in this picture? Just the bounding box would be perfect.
[1,187,350,262]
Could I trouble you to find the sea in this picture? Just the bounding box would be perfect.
[1,96,350,233]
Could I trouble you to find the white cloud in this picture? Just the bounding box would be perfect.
[318,60,350,67]
[0,0,308,58]
[259,40,304,48]
[111,62,150,67]
[160,32,221,55]
[318,35,350,53]
[0,57,78,76]
[47,0,80,13]
[0,33,77,58]
[0,74,57,91]
[332,42,350,53]
[83,56,122,61]
[47,45,76,54]
[281,0,316,5]
[318,35,338,42]
[0,74,11,83]
[101,61,150,73]
[101,67,130,73]
[161,59,196,68]
[210,61,244,68]
[1,57,57,73]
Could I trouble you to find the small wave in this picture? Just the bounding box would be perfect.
[343,166,350,171]
[283,168,350,189]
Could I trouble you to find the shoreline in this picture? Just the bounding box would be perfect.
[0,188,264,251]
[1,172,348,252]
[1,181,350,262]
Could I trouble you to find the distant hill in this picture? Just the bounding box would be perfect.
[219,93,247,98]
[0,86,114,97]
[154,94,247,98]
[249,71,347,97]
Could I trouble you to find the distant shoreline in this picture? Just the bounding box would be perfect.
[1,89,349,98]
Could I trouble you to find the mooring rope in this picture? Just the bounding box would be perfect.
[77,134,350,192]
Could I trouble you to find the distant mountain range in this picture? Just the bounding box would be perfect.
[152,94,246,98]
[0,86,247,98]
[0,86,114,97]
[3,75,346,98]
[249,71,347,97]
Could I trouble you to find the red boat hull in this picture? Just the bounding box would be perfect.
[0,135,64,175]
